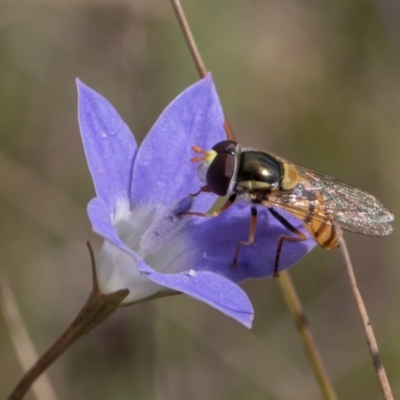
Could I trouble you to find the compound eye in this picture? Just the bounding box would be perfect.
[212,140,237,156]
[206,151,236,196]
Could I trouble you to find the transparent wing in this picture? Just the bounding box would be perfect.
[268,155,394,236]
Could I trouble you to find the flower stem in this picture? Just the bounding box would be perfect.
[169,0,207,79]
[6,243,130,400]
[7,288,129,400]
[278,271,338,400]
[0,272,59,400]
[334,222,394,400]
[169,0,235,141]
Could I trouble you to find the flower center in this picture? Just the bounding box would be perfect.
[113,196,194,268]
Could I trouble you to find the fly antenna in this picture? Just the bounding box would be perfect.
[190,145,206,162]
[191,145,205,154]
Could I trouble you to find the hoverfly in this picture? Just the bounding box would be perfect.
[184,140,394,276]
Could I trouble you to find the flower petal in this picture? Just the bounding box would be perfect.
[131,74,226,212]
[87,197,254,325]
[186,203,316,281]
[77,80,138,212]
[139,263,254,328]
[87,197,162,301]
[88,196,255,324]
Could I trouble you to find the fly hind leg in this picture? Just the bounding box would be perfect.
[268,208,307,277]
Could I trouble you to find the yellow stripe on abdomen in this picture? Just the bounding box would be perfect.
[305,217,339,249]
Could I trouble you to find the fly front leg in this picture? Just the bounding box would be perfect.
[232,205,258,268]
[191,185,212,197]
[268,208,307,277]
[178,194,237,218]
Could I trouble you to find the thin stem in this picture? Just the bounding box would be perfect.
[7,290,94,400]
[7,288,129,400]
[0,272,59,400]
[169,0,207,79]
[169,0,235,141]
[169,2,338,399]
[278,271,338,400]
[334,222,393,400]
[6,244,129,400]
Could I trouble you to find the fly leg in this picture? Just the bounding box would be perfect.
[178,194,237,218]
[232,205,258,268]
[191,185,212,197]
[268,208,307,277]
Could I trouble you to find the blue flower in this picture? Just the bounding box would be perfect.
[77,75,315,328]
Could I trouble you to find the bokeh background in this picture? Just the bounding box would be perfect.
[1,0,399,399]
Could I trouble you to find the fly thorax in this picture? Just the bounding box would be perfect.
[235,150,283,193]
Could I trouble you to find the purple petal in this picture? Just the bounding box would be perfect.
[77,80,137,212]
[139,263,254,328]
[187,204,316,282]
[88,197,254,326]
[131,74,226,212]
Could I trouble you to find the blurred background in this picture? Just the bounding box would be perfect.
[1,0,399,399]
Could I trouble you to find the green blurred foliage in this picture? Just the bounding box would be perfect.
[0,1,399,399]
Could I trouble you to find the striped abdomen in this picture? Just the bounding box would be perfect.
[303,201,339,250]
